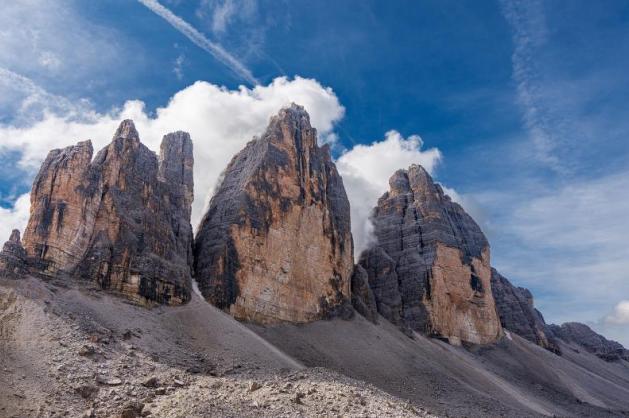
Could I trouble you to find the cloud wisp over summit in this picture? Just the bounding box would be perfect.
[138,0,259,85]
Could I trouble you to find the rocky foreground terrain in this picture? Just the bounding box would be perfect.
[2,275,628,418]
[1,105,629,417]
[0,277,435,418]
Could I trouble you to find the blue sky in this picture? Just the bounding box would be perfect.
[1,0,628,344]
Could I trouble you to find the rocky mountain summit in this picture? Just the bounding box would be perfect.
[194,104,353,323]
[355,164,502,345]
[548,322,629,362]
[19,120,194,305]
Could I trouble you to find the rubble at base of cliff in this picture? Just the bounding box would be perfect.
[0,278,435,418]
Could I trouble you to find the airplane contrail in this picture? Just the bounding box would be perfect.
[137,0,259,86]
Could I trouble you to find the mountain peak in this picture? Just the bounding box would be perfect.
[358,164,500,345]
[277,102,309,120]
[113,119,139,142]
[9,229,21,244]
[194,106,353,323]
[21,121,194,305]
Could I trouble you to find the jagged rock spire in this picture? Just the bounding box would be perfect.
[0,229,27,278]
[355,164,501,345]
[21,120,194,306]
[113,119,140,142]
[9,229,21,244]
[491,268,561,353]
[194,104,354,323]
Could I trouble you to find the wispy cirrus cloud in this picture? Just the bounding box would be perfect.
[138,0,259,85]
[0,0,136,97]
[0,67,93,125]
[500,0,567,171]
[196,0,258,35]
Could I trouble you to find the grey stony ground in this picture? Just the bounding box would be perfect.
[0,277,435,418]
[3,275,629,418]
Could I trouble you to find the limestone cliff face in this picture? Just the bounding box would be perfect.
[194,104,354,323]
[491,269,560,353]
[357,165,502,345]
[22,121,194,305]
[0,230,27,278]
[548,322,629,362]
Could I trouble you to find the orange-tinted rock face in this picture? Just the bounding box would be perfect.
[23,140,95,273]
[22,121,194,305]
[194,104,354,323]
[426,245,500,345]
[357,165,502,344]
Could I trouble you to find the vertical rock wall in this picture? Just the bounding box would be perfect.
[21,121,194,305]
[357,165,502,344]
[194,104,354,323]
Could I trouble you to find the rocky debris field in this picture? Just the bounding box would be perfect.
[0,277,436,418]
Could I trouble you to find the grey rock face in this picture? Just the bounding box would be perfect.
[194,104,354,323]
[548,322,629,362]
[22,120,194,305]
[357,246,405,327]
[490,269,561,354]
[357,165,502,344]
[351,265,378,323]
[0,229,28,278]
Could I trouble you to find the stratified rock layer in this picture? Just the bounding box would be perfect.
[22,121,194,305]
[0,230,27,278]
[491,268,560,353]
[357,165,502,344]
[548,322,629,362]
[194,104,353,323]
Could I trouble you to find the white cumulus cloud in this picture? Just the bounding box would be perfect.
[0,194,31,244]
[0,76,344,234]
[0,73,449,263]
[336,130,442,257]
[605,301,629,325]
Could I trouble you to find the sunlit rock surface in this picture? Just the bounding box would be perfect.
[357,165,502,344]
[22,120,194,305]
[194,104,353,323]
